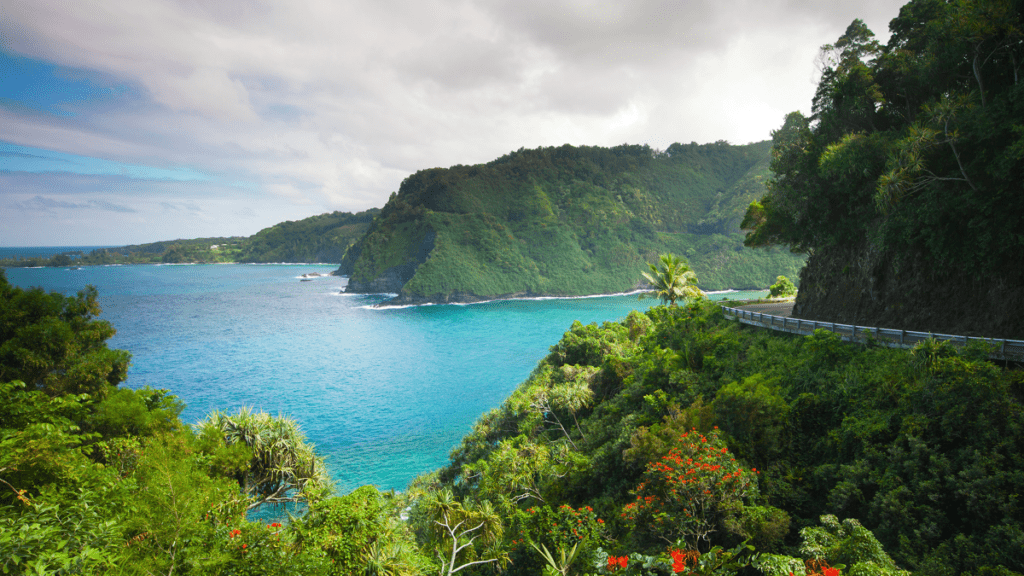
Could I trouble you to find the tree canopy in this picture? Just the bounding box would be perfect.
[640,253,703,306]
[742,0,1024,336]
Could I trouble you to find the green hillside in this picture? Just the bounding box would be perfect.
[7,271,1020,576]
[236,209,380,263]
[338,142,804,304]
[0,209,380,267]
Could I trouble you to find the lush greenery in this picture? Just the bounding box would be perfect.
[640,253,704,306]
[767,276,796,298]
[741,0,1024,336]
[4,259,1022,575]
[0,209,379,268]
[422,300,1022,576]
[339,142,805,303]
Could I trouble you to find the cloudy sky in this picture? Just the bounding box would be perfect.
[1,0,907,247]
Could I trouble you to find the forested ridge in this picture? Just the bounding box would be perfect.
[337,141,805,305]
[742,0,1024,338]
[0,209,379,267]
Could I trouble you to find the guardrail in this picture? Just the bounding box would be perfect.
[720,305,1024,361]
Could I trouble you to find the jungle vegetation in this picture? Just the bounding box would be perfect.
[741,0,1024,337]
[4,266,1022,576]
[337,141,806,304]
[6,1,1023,573]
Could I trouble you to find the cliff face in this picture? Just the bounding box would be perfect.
[794,243,1024,339]
[344,263,417,294]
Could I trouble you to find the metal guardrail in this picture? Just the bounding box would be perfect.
[720,305,1024,361]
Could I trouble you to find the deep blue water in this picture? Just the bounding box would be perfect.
[4,263,765,492]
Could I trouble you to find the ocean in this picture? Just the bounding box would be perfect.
[3,262,766,492]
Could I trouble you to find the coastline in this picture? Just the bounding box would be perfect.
[1,260,340,269]
[346,285,769,310]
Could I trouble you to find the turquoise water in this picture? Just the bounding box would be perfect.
[4,263,765,492]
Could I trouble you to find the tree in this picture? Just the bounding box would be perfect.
[416,488,507,576]
[768,276,797,298]
[640,254,703,306]
[198,407,330,510]
[296,485,424,576]
[0,271,130,397]
[622,428,759,550]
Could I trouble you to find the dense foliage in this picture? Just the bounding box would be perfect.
[767,276,796,298]
[338,142,805,304]
[4,261,1022,575]
[423,300,1023,576]
[0,209,379,267]
[742,0,1024,336]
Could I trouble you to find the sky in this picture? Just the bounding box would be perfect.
[1,0,908,247]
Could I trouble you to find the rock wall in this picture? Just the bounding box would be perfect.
[343,262,419,294]
[794,244,1024,339]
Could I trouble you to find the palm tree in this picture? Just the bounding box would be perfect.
[640,253,703,306]
[198,407,330,509]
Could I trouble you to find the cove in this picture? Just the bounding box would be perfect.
[4,263,766,492]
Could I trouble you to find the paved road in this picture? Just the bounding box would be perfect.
[732,301,795,318]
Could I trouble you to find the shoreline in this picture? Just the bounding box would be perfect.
[348,286,771,310]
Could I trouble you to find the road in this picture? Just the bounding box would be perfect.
[732,301,795,317]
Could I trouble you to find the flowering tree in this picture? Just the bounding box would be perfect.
[622,428,757,549]
[519,504,606,575]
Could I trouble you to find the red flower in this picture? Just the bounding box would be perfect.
[242,544,247,549]
[607,556,629,571]
[823,568,840,576]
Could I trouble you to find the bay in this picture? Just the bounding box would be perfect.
[4,263,765,492]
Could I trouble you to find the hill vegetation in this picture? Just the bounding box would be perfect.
[337,141,805,305]
[742,0,1024,338]
[4,271,1021,576]
[0,209,379,267]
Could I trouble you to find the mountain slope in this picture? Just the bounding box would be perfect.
[337,142,804,304]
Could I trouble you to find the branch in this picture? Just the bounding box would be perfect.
[449,557,502,575]
[0,474,31,506]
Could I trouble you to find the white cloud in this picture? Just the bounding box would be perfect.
[0,0,907,245]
